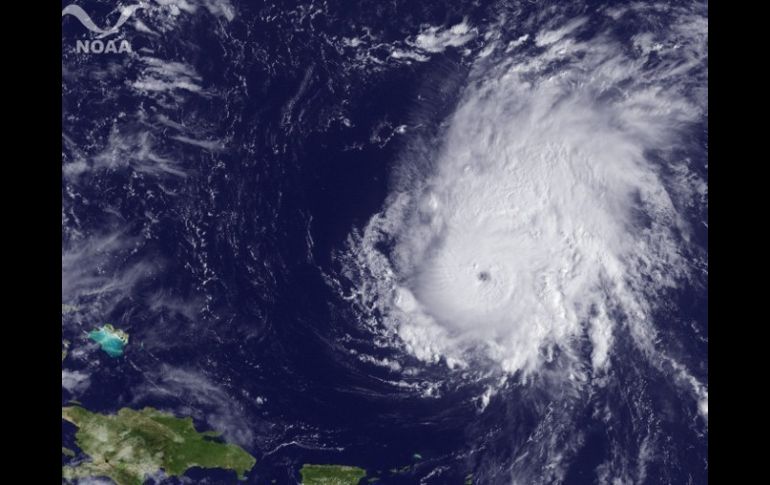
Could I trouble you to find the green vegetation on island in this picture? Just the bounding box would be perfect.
[61,405,256,485]
[88,324,129,357]
[300,464,367,485]
[62,446,76,457]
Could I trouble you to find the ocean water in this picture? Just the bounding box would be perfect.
[62,1,707,483]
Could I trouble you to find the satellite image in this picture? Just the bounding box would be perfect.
[61,1,708,483]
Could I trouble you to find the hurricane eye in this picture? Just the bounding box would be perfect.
[477,271,491,282]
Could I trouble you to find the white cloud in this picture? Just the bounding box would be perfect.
[133,57,204,94]
[62,231,158,311]
[152,0,235,21]
[63,126,190,182]
[411,20,477,53]
[339,11,707,382]
[62,370,91,394]
[132,366,255,447]
[535,17,588,46]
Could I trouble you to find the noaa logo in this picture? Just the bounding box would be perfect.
[62,3,145,54]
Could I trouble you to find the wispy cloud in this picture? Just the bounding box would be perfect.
[62,230,161,320]
[132,366,255,447]
[63,127,189,182]
[62,370,91,394]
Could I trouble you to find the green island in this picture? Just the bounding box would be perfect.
[61,405,256,485]
[88,324,129,357]
[300,464,367,485]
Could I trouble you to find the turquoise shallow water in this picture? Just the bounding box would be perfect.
[88,327,126,357]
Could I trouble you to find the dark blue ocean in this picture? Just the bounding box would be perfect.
[62,1,708,483]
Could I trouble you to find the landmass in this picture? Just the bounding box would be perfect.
[88,324,129,357]
[389,452,422,474]
[62,446,75,457]
[300,464,367,485]
[61,405,256,485]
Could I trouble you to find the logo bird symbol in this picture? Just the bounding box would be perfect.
[61,4,145,39]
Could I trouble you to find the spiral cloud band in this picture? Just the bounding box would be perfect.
[342,9,707,383]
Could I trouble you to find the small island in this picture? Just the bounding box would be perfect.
[62,405,256,485]
[300,464,367,485]
[88,324,129,357]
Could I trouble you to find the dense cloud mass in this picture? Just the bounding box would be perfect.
[343,5,707,394]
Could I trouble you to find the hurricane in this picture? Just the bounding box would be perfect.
[62,1,707,483]
[341,6,707,393]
